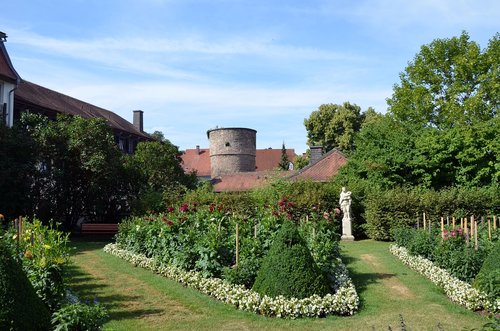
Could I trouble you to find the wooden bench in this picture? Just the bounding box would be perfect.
[81,223,119,235]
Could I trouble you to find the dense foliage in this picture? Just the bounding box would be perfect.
[392,225,497,283]
[0,239,51,331]
[115,197,342,291]
[473,240,500,302]
[388,31,499,130]
[303,102,367,153]
[126,139,197,214]
[252,221,329,299]
[0,219,108,330]
[0,113,194,228]
[51,302,108,331]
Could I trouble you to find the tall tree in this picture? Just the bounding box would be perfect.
[387,31,499,129]
[127,138,197,212]
[304,102,365,153]
[278,142,290,170]
[20,113,132,228]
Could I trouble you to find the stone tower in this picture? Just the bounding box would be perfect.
[207,127,257,178]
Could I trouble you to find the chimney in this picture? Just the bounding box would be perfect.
[309,146,323,165]
[196,145,200,154]
[133,110,143,133]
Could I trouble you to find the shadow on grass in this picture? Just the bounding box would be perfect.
[67,259,166,322]
[341,253,397,310]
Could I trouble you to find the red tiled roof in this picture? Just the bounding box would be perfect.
[181,148,211,177]
[256,149,296,171]
[181,148,297,176]
[212,171,294,193]
[15,80,150,139]
[0,41,20,83]
[289,149,347,182]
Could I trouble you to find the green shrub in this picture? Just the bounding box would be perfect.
[391,226,416,248]
[407,229,436,260]
[0,239,51,331]
[52,302,108,331]
[252,221,329,299]
[433,229,487,283]
[473,240,500,302]
[17,220,70,311]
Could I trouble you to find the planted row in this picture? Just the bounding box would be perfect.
[115,199,344,294]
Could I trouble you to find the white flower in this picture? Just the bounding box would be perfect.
[389,245,496,313]
[103,243,360,318]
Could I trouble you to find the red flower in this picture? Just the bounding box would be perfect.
[179,203,189,213]
[167,207,175,213]
[209,204,215,212]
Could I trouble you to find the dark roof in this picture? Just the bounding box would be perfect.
[15,80,150,139]
[0,39,20,83]
[288,149,347,182]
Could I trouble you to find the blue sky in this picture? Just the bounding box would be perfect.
[2,0,499,154]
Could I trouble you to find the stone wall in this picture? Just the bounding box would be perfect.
[207,127,256,177]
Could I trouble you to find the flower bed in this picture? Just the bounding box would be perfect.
[389,245,498,313]
[104,243,359,318]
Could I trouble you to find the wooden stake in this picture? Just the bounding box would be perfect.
[465,218,469,246]
[446,216,449,227]
[441,217,445,239]
[423,212,426,230]
[474,220,478,251]
[488,217,492,241]
[235,223,239,269]
[452,216,456,229]
[470,216,474,240]
[254,224,257,239]
[494,215,497,230]
[460,217,464,229]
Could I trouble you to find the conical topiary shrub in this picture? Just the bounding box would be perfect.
[0,240,51,331]
[252,221,329,299]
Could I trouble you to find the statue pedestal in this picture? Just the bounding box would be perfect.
[341,234,355,241]
[341,217,354,241]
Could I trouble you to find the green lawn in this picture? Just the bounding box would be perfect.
[67,238,489,330]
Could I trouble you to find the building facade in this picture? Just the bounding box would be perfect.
[0,32,151,152]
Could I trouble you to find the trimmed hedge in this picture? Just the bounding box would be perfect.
[0,240,51,331]
[252,221,329,299]
[364,186,500,241]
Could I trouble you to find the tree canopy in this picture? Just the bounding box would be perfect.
[387,31,499,129]
[337,32,500,190]
[303,102,366,153]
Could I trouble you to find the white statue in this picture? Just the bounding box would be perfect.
[339,187,354,240]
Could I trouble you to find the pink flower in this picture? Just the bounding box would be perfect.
[323,212,330,220]
[451,231,456,237]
